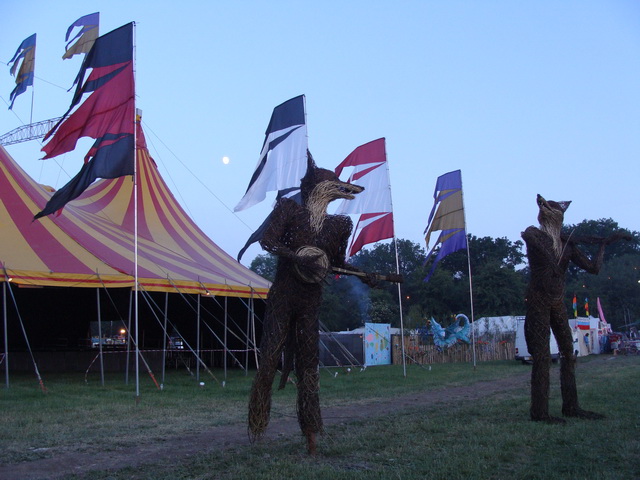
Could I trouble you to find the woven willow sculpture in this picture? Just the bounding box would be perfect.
[522,194,628,422]
[248,153,382,454]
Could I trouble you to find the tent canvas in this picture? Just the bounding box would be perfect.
[0,122,270,298]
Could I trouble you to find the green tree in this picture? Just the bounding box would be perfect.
[249,253,277,282]
[319,276,365,331]
[562,218,640,279]
[560,219,640,328]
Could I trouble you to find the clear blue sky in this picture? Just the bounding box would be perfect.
[2,1,639,266]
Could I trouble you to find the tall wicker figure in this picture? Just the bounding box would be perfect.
[522,194,627,422]
[248,153,377,454]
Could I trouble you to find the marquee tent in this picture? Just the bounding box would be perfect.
[0,121,270,298]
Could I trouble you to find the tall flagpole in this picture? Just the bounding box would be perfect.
[460,174,477,369]
[132,22,140,400]
[383,142,407,377]
[3,272,8,388]
[29,36,36,129]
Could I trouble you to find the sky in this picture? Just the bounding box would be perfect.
[2,1,639,267]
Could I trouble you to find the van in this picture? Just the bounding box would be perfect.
[514,316,560,364]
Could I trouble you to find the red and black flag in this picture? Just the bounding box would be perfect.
[35,23,134,220]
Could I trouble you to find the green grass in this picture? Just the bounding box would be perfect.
[1,356,639,479]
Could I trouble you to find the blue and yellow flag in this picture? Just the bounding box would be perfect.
[7,33,36,109]
[63,12,99,60]
[423,170,467,282]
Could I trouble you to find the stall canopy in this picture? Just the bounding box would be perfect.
[0,123,270,297]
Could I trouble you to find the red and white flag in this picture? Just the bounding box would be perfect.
[334,138,394,257]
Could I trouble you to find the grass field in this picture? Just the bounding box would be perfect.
[1,355,638,479]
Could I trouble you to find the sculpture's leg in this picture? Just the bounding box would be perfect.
[551,305,604,420]
[525,303,563,423]
[295,309,322,454]
[248,295,291,440]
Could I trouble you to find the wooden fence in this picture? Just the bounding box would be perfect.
[391,335,516,365]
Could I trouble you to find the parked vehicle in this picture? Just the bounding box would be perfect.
[514,316,560,364]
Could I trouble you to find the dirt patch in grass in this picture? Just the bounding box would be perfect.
[0,359,609,480]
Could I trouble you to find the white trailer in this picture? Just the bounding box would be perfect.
[514,316,560,364]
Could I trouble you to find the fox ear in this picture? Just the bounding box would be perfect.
[558,201,571,212]
[306,150,316,170]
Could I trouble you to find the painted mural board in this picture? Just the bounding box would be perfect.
[364,323,391,366]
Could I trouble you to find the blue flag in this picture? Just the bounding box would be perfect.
[63,12,99,59]
[7,33,36,109]
[234,95,307,211]
[423,170,467,282]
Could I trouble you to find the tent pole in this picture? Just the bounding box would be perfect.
[3,279,9,388]
[96,288,104,386]
[125,289,133,385]
[2,266,46,392]
[245,291,251,376]
[251,292,259,369]
[224,295,228,381]
[196,294,201,382]
[161,292,168,389]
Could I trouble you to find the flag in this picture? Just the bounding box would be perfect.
[584,297,589,317]
[237,188,302,262]
[423,170,467,282]
[334,138,394,257]
[7,33,36,110]
[573,294,578,318]
[63,12,99,60]
[234,95,307,212]
[35,23,134,220]
[597,297,612,334]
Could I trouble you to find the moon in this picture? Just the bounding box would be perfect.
[222,156,230,165]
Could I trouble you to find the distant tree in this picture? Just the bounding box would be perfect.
[250,223,638,333]
[566,254,640,330]
[249,253,277,282]
[368,288,399,325]
[319,276,365,331]
[472,261,527,317]
[559,219,640,328]
[562,218,640,280]
[428,235,527,318]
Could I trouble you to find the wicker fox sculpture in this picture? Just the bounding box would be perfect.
[522,194,629,423]
[247,153,399,454]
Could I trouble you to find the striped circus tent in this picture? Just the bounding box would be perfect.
[0,123,270,298]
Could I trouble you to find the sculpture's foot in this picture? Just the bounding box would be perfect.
[563,407,605,420]
[306,431,317,455]
[531,414,566,424]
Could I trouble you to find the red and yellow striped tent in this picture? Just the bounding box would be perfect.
[0,125,270,298]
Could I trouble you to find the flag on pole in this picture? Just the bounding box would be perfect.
[63,12,99,60]
[334,138,394,257]
[7,33,36,110]
[423,170,467,282]
[234,95,307,212]
[597,297,612,334]
[584,297,589,317]
[35,23,134,220]
[573,294,578,318]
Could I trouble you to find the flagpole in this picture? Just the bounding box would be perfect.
[29,38,36,131]
[383,142,407,377]
[3,273,9,389]
[132,22,140,400]
[460,174,477,369]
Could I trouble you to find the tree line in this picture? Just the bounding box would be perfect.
[249,218,640,333]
